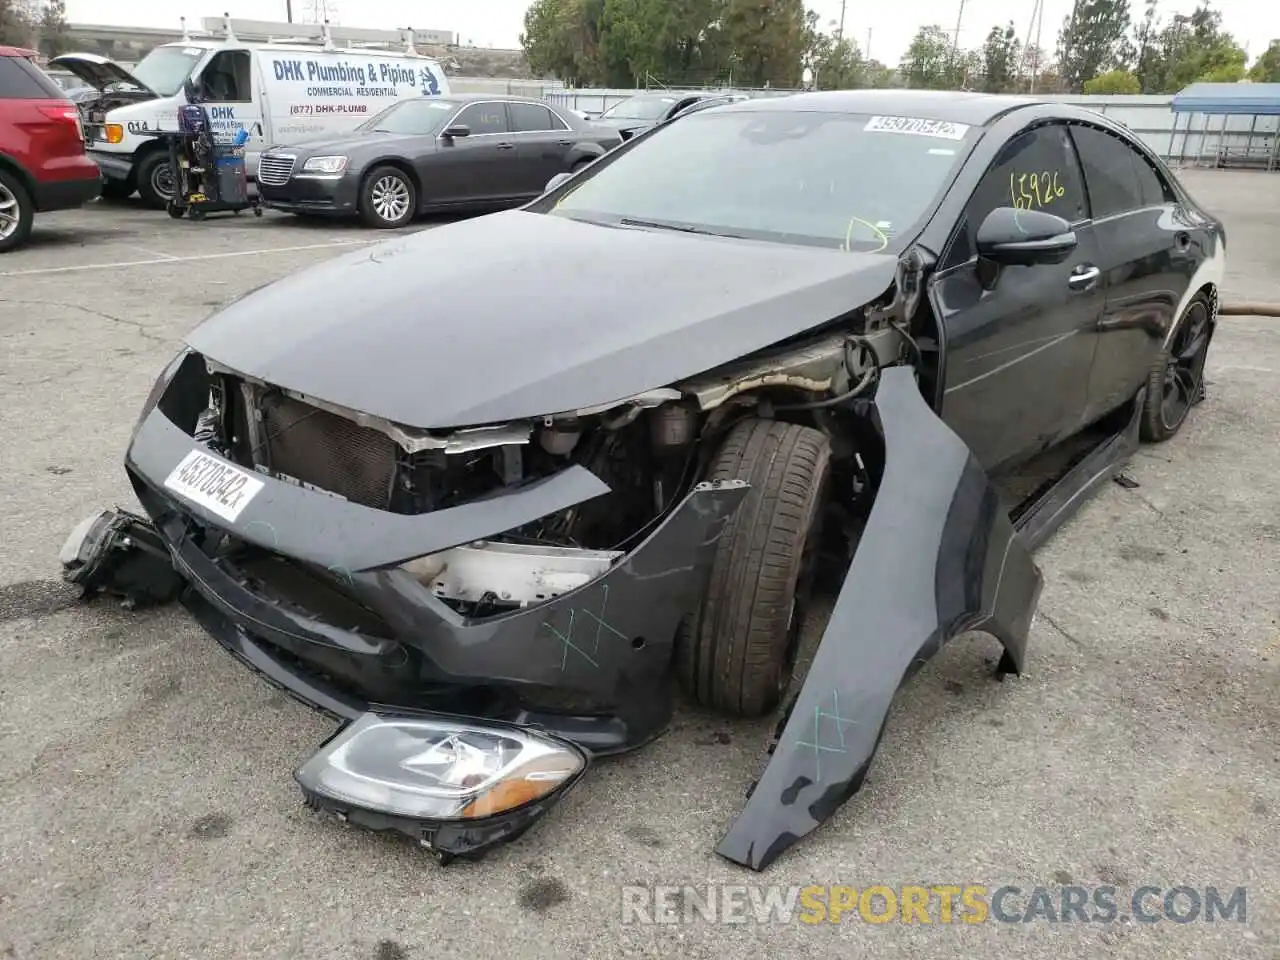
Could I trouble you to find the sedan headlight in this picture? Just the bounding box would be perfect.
[295,713,586,821]
[300,155,348,175]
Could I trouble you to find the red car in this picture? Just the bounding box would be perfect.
[0,45,102,252]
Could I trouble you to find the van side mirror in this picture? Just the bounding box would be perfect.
[183,77,202,102]
[441,124,471,139]
[976,207,1077,267]
[545,172,573,193]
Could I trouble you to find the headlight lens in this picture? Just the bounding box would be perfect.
[295,713,586,820]
[300,155,348,174]
[133,348,192,436]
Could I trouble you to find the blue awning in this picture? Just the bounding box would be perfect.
[1171,82,1280,115]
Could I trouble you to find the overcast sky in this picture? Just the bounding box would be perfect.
[64,0,1280,68]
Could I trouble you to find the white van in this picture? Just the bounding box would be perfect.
[53,17,449,208]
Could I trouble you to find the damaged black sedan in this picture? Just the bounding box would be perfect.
[63,90,1224,871]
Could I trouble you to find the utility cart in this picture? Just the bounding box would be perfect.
[144,103,262,221]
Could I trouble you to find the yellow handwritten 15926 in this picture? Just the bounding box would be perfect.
[1009,171,1066,210]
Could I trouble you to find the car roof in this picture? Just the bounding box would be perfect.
[436,92,558,106]
[0,45,39,58]
[719,89,1049,126]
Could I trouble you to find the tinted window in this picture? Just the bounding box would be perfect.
[601,94,679,121]
[359,98,456,134]
[1132,150,1170,207]
[544,110,974,252]
[509,101,563,132]
[0,57,63,99]
[454,102,508,135]
[1071,124,1152,218]
[947,124,1086,266]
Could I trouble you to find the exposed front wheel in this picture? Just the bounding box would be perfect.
[358,166,416,229]
[135,151,175,209]
[1140,291,1213,443]
[0,168,34,253]
[676,418,832,718]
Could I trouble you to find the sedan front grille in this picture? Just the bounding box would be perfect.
[257,153,296,186]
[254,392,400,510]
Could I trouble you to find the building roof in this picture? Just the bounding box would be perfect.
[1171,82,1280,115]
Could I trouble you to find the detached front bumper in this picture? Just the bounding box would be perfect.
[82,378,746,858]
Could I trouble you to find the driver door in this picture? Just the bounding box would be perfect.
[932,123,1106,474]
[190,49,263,160]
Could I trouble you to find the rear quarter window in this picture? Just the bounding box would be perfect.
[0,56,66,99]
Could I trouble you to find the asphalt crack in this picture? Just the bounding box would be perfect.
[0,298,169,344]
[1039,611,1086,650]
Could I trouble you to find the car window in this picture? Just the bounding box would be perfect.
[945,124,1087,267]
[508,101,562,133]
[360,98,455,135]
[1069,124,1161,219]
[454,102,509,135]
[542,110,977,253]
[0,56,64,98]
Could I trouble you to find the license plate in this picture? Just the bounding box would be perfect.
[163,450,264,522]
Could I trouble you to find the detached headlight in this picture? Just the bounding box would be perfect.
[295,713,586,821]
[300,155,348,175]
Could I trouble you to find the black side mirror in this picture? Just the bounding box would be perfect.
[441,124,471,139]
[183,77,201,102]
[976,207,1077,267]
[545,171,573,193]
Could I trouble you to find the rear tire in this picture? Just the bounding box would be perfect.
[135,151,175,209]
[0,168,34,253]
[676,418,832,718]
[358,165,416,229]
[1140,291,1213,443]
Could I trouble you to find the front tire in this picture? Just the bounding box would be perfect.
[676,418,832,718]
[1140,291,1213,442]
[135,151,175,209]
[0,168,34,253]
[358,166,416,229]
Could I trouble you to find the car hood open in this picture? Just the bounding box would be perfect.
[50,53,155,95]
[185,210,898,428]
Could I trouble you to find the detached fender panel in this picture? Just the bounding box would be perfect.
[715,366,1043,871]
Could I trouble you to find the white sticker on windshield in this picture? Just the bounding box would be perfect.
[864,116,969,139]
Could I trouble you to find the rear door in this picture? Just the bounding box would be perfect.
[428,101,525,204]
[933,122,1105,474]
[507,100,575,193]
[0,55,85,182]
[1066,122,1187,424]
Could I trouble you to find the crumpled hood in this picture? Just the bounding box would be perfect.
[185,210,898,428]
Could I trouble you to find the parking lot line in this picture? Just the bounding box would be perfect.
[0,239,375,278]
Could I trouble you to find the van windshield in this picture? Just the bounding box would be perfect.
[133,46,203,96]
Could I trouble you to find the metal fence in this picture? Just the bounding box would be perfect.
[538,86,1279,166]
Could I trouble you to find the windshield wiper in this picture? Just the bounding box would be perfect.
[617,217,748,239]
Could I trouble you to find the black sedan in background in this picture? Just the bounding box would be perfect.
[256,94,623,228]
[591,91,749,138]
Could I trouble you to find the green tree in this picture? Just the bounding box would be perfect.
[0,0,36,47]
[521,0,604,85]
[1148,4,1247,91]
[901,24,954,89]
[37,0,67,57]
[1249,42,1280,83]
[722,0,808,88]
[1131,0,1162,92]
[980,22,1020,93]
[1083,68,1140,93]
[1056,0,1133,92]
[809,34,863,89]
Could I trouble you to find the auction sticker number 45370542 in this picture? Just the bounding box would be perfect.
[864,116,970,140]
[163,450,264,522]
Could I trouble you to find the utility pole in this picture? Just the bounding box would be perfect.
[866,27,872,60]
[1061,0,1082,89]
[286,0,293,22]
[951,0,967,67]
[837,0,847,41]
[1021,0,1045,92]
